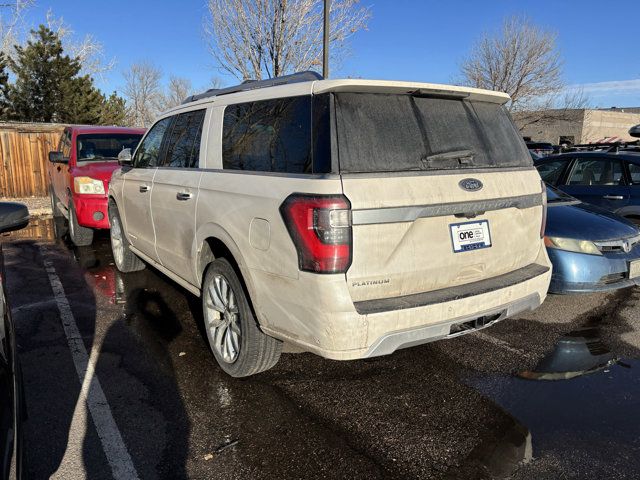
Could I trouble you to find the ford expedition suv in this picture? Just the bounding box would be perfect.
[108,72,552,377]
[48,126,145,246]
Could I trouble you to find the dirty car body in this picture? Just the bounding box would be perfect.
[108,73,552,377]
[544,185,640,293]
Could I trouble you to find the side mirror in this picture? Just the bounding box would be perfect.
[0,202,29,234]
[48,151,67,163]
[118,148,132,165]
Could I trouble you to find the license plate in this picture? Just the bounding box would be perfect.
[629,260,640,279]
[450,220,492,253]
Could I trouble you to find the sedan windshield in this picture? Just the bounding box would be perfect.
[77,134,143,162]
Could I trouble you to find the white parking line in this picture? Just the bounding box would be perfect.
[42,253,140,480]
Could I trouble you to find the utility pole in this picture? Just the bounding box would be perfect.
[323,0,330,78]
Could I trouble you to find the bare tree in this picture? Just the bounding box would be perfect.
[204,0,370,81]
[460,16,563,112]
[0,0,33,58]
[514,87,590,132]
[155,75,193,111]
[44,10,116,78]
[122,62,162,127]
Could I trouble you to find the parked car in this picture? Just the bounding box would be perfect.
[108,71,552,377]
[0,202,30,480]
[544,184,640,293]
[526,141,555,157]
[48,126,145,246]
[535,151,640,223]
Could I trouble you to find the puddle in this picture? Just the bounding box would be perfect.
[1,215,58,241]
[468,328,640,476]
[518,328,619,381]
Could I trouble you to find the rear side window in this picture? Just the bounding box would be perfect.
[222,96,312,173]
[163,109,206,168]
[629,163,640,185]
[133,117,172,168]
[537,160,569,185]
[333,93,531,173]
[568,158,625,186]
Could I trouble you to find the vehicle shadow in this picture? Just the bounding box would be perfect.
[2,219,191,479]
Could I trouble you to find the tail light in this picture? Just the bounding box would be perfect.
[540,180,547,238]
[280,194,352,274]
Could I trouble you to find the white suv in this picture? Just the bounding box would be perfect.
[108,72,552,377]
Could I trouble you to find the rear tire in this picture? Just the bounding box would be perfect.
[202,258,281,377]
[109,204,145,273]
[68,202,93,246]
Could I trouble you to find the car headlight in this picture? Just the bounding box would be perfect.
[544,236,602,256]
[74,177,105,195]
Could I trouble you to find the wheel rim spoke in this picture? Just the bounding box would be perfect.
[205,273,241,364]
[207,282,225,312]
[228,315,241,335]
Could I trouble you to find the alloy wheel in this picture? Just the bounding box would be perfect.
[204,274,241,363]
[110,215,125,268]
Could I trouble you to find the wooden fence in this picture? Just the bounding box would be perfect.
[0,122,65,198]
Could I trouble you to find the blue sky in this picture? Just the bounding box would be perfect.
[20,0,640,107]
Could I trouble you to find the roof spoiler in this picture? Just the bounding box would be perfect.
[182,71,323,104]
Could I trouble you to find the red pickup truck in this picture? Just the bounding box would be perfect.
[48,126,145,246]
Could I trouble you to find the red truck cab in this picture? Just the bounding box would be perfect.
[48,125,145,246]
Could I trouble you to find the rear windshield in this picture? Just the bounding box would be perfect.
[76,134,143,162]
[333,93,531,173]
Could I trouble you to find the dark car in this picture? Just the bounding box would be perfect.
[0,202,29,480]
[544,185,640,293]
[534,151,640,223]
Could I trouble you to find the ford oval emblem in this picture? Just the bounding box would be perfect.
[459,178,483,192]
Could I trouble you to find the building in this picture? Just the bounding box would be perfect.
[515,108,640,145]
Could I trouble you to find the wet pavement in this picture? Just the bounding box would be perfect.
[3,217,640,479]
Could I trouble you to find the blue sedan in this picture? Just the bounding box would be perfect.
[544,185,640,293]
[535,151,640,223]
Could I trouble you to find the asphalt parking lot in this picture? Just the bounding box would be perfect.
[4,217,640,479]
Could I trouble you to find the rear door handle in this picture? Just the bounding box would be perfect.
[139,185,150,193]
[603,195,624,200]
[176,191,193,201]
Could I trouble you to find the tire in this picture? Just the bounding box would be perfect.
[109,204,145,273]
[68,202,93,246]
[49,186,63,218]
[202,258,281,377]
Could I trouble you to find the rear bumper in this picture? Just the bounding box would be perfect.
[258,248,552,360]
[73,195,109,229]
[362,292,541,358]
[547,246,640,294]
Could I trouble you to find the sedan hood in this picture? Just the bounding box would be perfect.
[546,200,640,241]
[71,160,120,183]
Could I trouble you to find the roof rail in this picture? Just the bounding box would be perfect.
[182,71,323,104]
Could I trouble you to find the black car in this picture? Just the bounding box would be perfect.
[534,151,640,222]
[0,202,29,480]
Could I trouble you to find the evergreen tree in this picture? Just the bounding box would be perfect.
[8,26,81,122]
[8,25,110,124]
[99,92,127,126]
[62,74,105,124]
[0,53,10,120]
